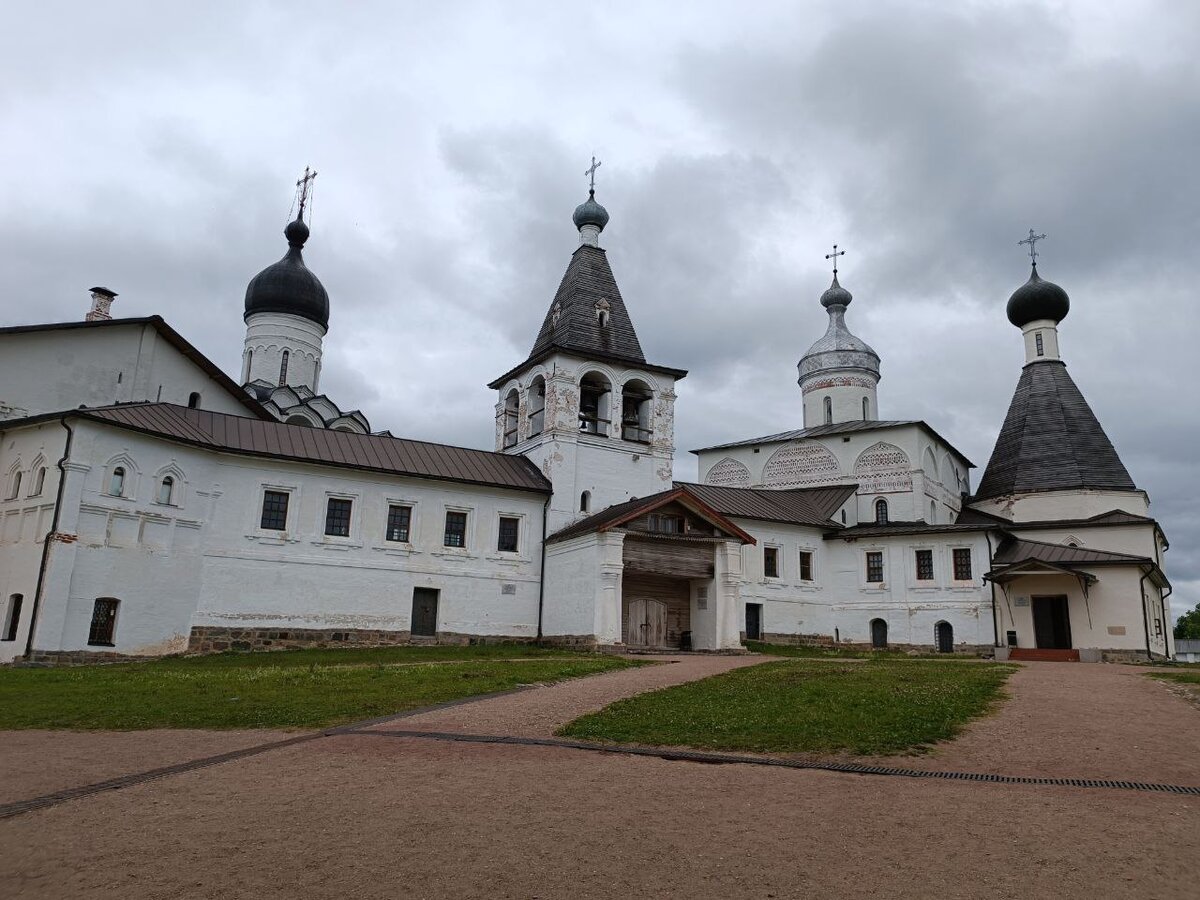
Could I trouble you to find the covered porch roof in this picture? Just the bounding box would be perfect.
[986,535,1170,590]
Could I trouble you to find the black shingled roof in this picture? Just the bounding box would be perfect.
[974,361,1136,502]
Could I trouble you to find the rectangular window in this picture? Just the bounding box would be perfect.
[260,490,290,531]
[763,546,780,579]
[915,549,934,581]
[799,550,814,582]
[444,510,468,548]
[497,516,520,553]
[2,594,22,641]
[88,598,119,646]
[953,548,973,581]
[866,551,884,583]
[386,504,412,542]
[1035,332,1045,356]
[648,514,684,534]
[325,498,353,537]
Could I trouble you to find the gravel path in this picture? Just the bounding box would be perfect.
[376,653,767,738]
[879,662,1200,783]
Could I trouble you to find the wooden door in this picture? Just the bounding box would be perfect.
[870,618,888,649]
[1032,596,1071,649]
[746,604,763,641]
[625,597,667,647]
[411,588,439,637]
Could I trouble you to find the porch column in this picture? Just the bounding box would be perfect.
[593,531,625,644]
[712,539,744,650]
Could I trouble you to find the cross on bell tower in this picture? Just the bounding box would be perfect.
[584,156,601,193]
[1019,228,1046,266]
[295,166,318,222]
[825,243,846,276]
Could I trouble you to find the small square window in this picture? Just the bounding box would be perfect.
[953,548,973,581]
[260,490,290,531]
[386,504,412,542]
[444,511,468,548]
[498,516,520,553]
[88,598,119,646]
[915,549,934,581]
[764,546,779,579]
[325,498,353,537]
[866,551,884,583]
[799,550,814,582]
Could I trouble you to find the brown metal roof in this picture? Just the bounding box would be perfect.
[991,535,1150,567]
[73,404,552,494]
[825,521,997,540]
[547,486,757,545]
[677,482,857,529]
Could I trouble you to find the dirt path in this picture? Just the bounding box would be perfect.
[881,662,1200,783]
[372,653,768,738]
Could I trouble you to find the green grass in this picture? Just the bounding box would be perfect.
[0,645,636,731]
[743,640,975,661]
[1148,671,1200,686]
[559,658,1017,756]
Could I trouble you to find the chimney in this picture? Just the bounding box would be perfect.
[86,286,117,321]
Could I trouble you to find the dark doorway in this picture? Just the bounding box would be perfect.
[935,621,953,653]
[1032,595,1072,649]
[411,588,439,637]
[746,603,763,641]
[870,618,888,649]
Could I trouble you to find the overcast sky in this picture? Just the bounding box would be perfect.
[2,1,1196,620]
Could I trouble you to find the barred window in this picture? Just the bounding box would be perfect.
[444,511,468,548]
[325,498,353,537]
[1035,332,1044,356]
[953,548,973,581]
[915,549,934,581]
[799,550,814,581]
[260,490,290,531]
[874,498,889,524]
[88,598,119,646]
[866,551,884,583]
[386,504,412,542]
[497,516,520,553]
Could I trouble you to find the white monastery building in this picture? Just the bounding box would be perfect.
[0,179,1175,664]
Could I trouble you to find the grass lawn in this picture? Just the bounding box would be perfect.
[559,658,1017,756]
[1147,670,1200,701]
[0,645,636,731]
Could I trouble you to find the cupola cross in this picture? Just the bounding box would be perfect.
[295,166,318,220]
[584,156,602,192]
[825,243,846,276]
[1019,228,1046,264]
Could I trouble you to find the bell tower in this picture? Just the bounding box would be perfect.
[487,163,687,532]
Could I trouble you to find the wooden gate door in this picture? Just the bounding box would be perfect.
[411,588,439,637]
[625,598,667,647]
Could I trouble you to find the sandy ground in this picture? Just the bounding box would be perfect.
[2,657,1198,899]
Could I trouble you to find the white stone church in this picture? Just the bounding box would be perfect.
[0,180,1176,664]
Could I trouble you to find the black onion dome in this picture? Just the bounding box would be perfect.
[819,273,853,308]
[1006,266,1069,328]
[572,190,610,230]
[244,217,329,329]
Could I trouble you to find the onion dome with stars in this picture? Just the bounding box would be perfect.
[243,212,330,330]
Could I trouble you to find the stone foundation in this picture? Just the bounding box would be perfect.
[21,649,162,667]
[756,632,993,656]
[186,626,538,654]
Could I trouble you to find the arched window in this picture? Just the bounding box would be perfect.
[527,376,546,437]
[862,397,870,420]
[109,467,125,497]
[244,349,253,381]
[502,389,520,448]
[279,350,290,386]
[870,618,888,649]
[579,372,612,436]
[31,467,46,497]
[158,476,175,505]
[930,500,936,523]
[187,392,201,409]
[580,490,591,513]
[7,470,22,500]
[285,415,313,427]
[621,379,653,443]
[874,498,888,524]
[823,396,833,425]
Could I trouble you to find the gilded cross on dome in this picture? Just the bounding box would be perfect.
[1019,228,1046,265]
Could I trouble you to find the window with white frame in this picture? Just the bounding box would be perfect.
[386,504,412,542]
[497,516,520,553]
[915,549,934,581]
[324,497,353,537]
[952,547,973,581]
[865,551,885,583]
[763,546,780,579]
[798,550,814,582]
[444,510,468,548]
[260,489,290,531]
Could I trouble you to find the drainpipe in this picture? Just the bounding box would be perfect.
[1160,579,1173,661]
[24,417,74,660]
[535,493,550,641]
[984,531,1000,648]
[1139,569,1153,662]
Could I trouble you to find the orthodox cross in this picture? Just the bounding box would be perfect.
[585,156,602,192]
[295,166,318,220]
[1019,228,1046,264]
[825,243,846,276]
